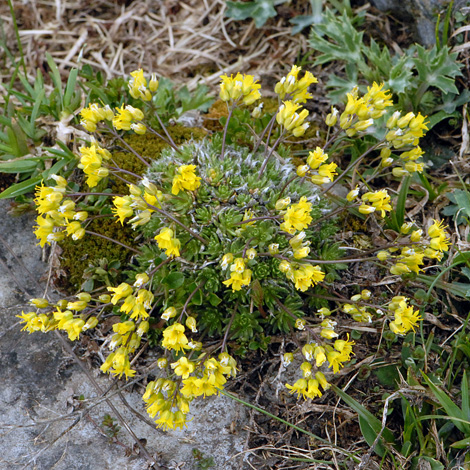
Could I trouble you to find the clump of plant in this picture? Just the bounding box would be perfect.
[308,9,467,128]
[17,65,450,434]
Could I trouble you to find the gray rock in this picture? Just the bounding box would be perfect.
[370,0,469,47]
[0,200,247,469]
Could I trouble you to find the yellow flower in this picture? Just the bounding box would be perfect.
[361,190,392,218]
[172,164,201,195]
[34,216,55,247]
[275,65,317,103]
[155,227,181,258]
[285,378,308,399]
[62,318,85,341]
[223,269,252,291]
[107,283,133,304]
[219,73,261,105]
[292,264,324,292]
[307,147,328,169]
[104,347,136,379]
[112,104,144,131]
[390,302,422,335]
[128,69,151,101]
[112,196,134,224]
[161,323,189,352]
[305,379,322,399]
[282,196,313,233]
[276,101,309,136]
[171,356,195,379]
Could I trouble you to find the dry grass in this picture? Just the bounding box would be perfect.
[1,0,308,90]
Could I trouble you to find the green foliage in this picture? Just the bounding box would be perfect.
[308,9,467,127]
[225,0,284,28]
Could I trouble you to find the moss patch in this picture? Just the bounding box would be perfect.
[60,125,207,290]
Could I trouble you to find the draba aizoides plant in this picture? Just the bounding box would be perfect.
[18,66,449,431]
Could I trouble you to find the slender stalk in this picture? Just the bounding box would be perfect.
[105,125,151,167]
[178,281,206,321]
[258,132,285,178]
[279,174,299,198]
[274,298,322,343]
[146,123,179,152]
[221,302,238,352]
[253,113,277,155]
[259,253,377,265]
[108,166,143,180]
[153,112,178,150]
[321,142,381,196]
[7,0,27,77]
[262,114,278,157]
[220,105,234,161]
[145,202,208,245]
[148,258,172,277]
[84,230,141,254]
[234,215,280,225]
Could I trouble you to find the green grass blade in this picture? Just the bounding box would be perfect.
[0,175,42,199]
[422,373,470,434]
[332,385,396,444]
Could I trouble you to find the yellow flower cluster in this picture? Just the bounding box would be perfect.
[112,104,146,134]
[338,83,393,137]
[377,219,450,276]
[33,179,88,247]
[142,352,236,430]
[279,196,313,234]
[78,143,112,188]
[279,260,325,292]
[17,293,98,342]
[358,189,392,218]
[107,277,153,320]
[285,334,355,399]
[297,147,338,186]
[219,73,261,105]
[171,164,201,195]
[112,182,162,226]
[101,346,136,379]
[222,256,253,292]
[128,69,159,101]
[79,103,114,132]
[274,65,318,103]
[388,297,422,335]
[276,101,310,137]
[155,227,181,258]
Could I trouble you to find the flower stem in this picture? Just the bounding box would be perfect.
[146,122,179,152]
[258,132,285,178]
[84,230,142,254]
[106,125,151,167]
[220,105,234,161]
[145,203,208,245]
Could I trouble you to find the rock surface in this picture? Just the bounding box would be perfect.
[370,0,469,46]
[0,200,247,469]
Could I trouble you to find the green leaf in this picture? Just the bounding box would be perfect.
[451,436,470,448]
[332,385,396,444]
[63,68,78,110]
[45,52,63,103]
[225,0,279,28]
[0,159,38,173]
[162,272,185,289]
[208,293,222,307]
[359,415,386,457]
[422,372,470,434]
[0,175,42,199]
[453,189,470,218]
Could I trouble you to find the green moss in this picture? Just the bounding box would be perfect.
[59,217,134,288]
[60,125,206,290]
